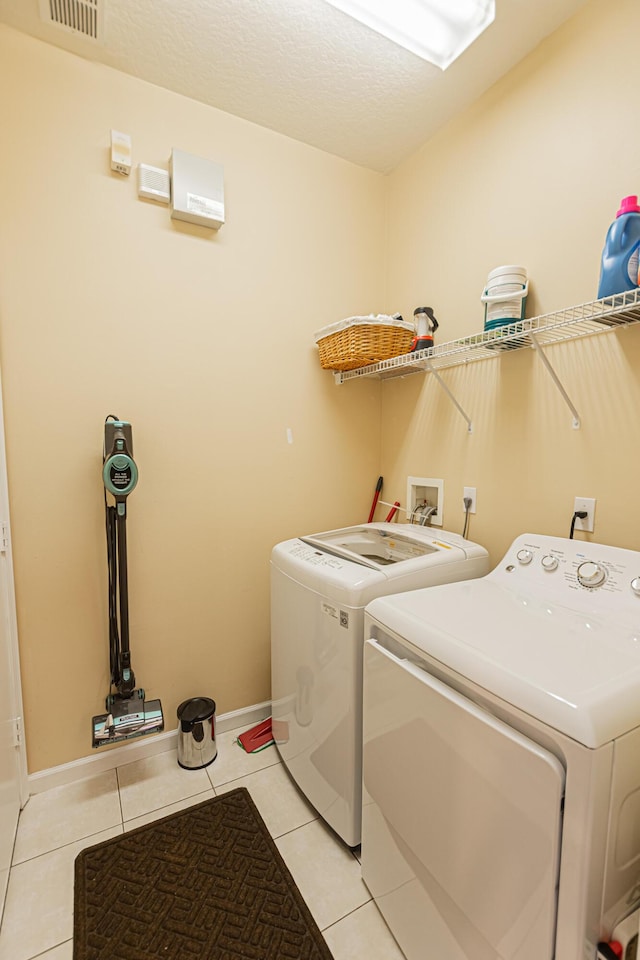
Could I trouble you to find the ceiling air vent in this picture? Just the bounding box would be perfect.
[38,0,104,43]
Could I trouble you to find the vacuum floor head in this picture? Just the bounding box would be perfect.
[92,697,164,748]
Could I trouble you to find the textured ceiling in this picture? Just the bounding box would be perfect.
[0,0,588,172]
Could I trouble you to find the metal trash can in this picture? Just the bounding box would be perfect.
[177,697,217,770]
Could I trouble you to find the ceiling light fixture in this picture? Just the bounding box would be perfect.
[323,0,495,69]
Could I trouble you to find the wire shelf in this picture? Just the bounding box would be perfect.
[335,289,640,383]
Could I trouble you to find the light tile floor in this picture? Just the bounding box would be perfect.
[0,724,405,960]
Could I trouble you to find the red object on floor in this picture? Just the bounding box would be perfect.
[236,718,274,753]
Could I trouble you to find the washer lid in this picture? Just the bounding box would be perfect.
[367,577,640,748]
[272,523,488,608]
[301,522,484,570]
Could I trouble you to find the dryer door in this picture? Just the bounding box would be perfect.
[362,639,565,960]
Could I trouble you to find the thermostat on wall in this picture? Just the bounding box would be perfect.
[110,130,132,176]
[169,148,224,229]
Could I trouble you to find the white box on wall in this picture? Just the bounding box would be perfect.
[170,148,224,229]
[138,163,170,203]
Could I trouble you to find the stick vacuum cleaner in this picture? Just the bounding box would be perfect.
[92,417,164,748]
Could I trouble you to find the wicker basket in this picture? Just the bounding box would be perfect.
[315,315,413,371]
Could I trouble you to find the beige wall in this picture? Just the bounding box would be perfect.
[2,0,640,775]
[0,25,384,772]
[381,0,640,565]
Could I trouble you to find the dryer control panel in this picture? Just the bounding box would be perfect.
[495,533,640,618]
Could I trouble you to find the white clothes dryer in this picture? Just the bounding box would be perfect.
[362,533,640,960]
[270,522,489,847]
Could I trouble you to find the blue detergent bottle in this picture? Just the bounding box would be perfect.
[598,195,640,298]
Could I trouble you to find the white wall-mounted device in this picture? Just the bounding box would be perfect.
[169,149,224,229]
[137,164,170,204]
[574,496,596,533]
[463,486,477,514]
[406,476,444,527]
[110,130,131,176]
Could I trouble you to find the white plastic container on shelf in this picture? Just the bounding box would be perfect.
[482,265,528,331]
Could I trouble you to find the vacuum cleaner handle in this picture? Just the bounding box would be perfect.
[103,420,138,502]
[103,418,137,698]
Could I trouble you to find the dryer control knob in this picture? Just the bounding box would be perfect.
[577,561,606,588]
[516,549,533,565]
[541,555,559,571]
[630,577,640,596]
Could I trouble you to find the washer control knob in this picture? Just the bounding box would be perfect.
[516,549,533,565]
[577,561,606,588]
[541,555,559,571]
[631,577,640,596]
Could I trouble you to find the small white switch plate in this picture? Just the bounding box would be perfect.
[463,487,476,514]
[574,496,596,533]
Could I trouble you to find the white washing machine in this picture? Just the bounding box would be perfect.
[270,522,489,847]
[362,533,640,960]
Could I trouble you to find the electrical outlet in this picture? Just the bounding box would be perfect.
[463,487,476,514]
[574,497,596,533]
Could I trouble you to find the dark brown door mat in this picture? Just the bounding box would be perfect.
[74,787,334,960]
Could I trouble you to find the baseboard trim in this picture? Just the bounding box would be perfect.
[27,701,271,796]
